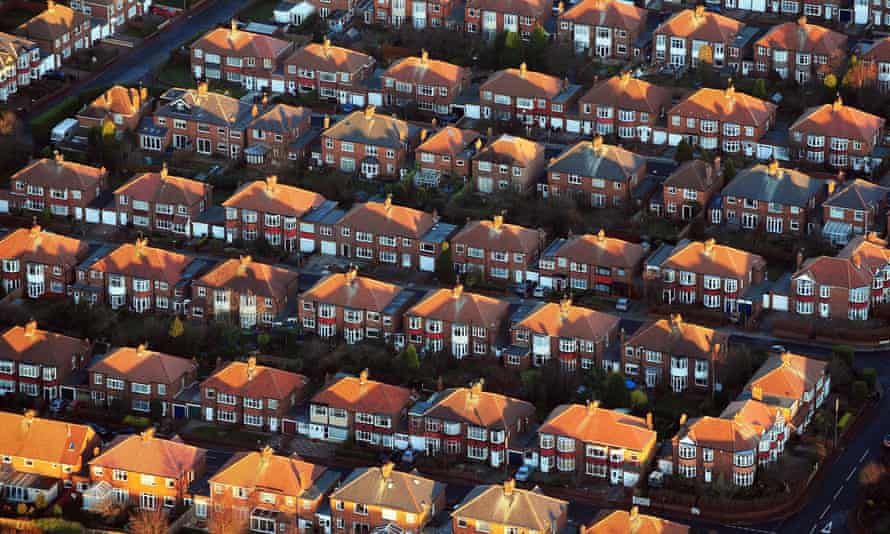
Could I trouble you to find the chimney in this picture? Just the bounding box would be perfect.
[47,0,55,10]
[492,213,504,230]
[323,115,330,129]
[23,409,36,427]
[798,15,807,26]
[796,250,803,269]
[559,295,572,317]
[54,150,64,163]
[619,327,625,347]
[452,284,464,299]
[322,37,331,56]
[197,81,208,96]
[238,255,251,275]
[420,129,428,142]
[262,93,269,107]
[679,413,687,426]
[695,4,705,18]
[436,376,444,391]
[136,343,148,356]
[345,266,358,285]
[380,462,394,479]
[832,95,842,112]
[827,180,836,196]
[364,105,376,120]
[503,478,515,496]
[266,175,278,193]
[586,399,599,414]
[591,135,604,152]
[230,19,239,36]
[557,1,564,14]
[670,313,682,333]
[703,238,715,255]
[141,427,155,441]
[724,83,735,101]
[475,138,483,151]
[712,156,721,179]
[160,162,169,180]
[486,126,493,137]
[646,412,653,430]
[629,506,641,531]
[24,320,37,337]
[251,104,259,118]
[359,368,369,385]
[852,254,862,269]
[752,385,763,401]
[30,219,42,238]
[134,237,148,257]
[421,49,429,65]
[470,378,484,398]
[519,62,527,78]
[868,231,880,243]
[596,228,606,244]
[767,159,780,177]
[247,356,257,380]
[261,445,274,459]
[140,86,148,104]
[383,193,393,211]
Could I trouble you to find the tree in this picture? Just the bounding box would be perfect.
[150,398,164,420]
[675,140,694,163]
[168,316,184,338]
[602,372,630,409]
[630,389,649,410]
[527,27,549,71]
[723,158,737,182]
[501,31,522,67]
[257,333,271,347]
[401,345,420,372]
[129,507,169,534]
[436,242,456,285]
[752,78,768,99]
[207,504,248,534]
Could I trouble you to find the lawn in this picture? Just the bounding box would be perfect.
[185,424,269,448]
[237,0,280,23]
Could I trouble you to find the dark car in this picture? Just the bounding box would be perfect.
[87,423,112,440]
[42,71,66,82]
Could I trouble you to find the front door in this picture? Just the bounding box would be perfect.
[402,254,412,268]
[205,407,214,422]
[682,204,694,220]
[269,417,279,432]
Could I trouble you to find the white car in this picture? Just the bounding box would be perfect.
[615,298,630,312]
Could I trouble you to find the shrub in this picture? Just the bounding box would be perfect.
[837,412,853,433]
[630,389,649,409]
[33,518,84,533]
[122,415,152,428]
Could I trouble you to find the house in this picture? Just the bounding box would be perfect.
[451,215,545,283]
[88,344,198,415]
[854,0,890,27]
[138,84,254,158]
[509,297,620,372]
[0,32,47,102]
[789,96,885,171]
[0,224,90,299]
[667,85,777,156]
[305,0,355,20]
[651,159,722,221]
[790,252,873,320]
[0,321,91,401]
[464,0,551,40]
[479,63,577,130]
[8,153,108,220]
[408,380,534,467]
[330,464,446,534]
[472,134,545,194]
[841,234,890,305]
[0,411,98,503]
[298,268,413,345]
[415,126,481,185]
[282,39,375,105]
[76,85,151,132]
[72,238,208,313]
[320,107,419,180]
[404,285,510,358]
[743,351,829,433]
[307,370,414,448]
[113,164,212,237]
[452,480,568,534]
[190,22,294,92]
[191,255,299,328]
[671,414,761,487]
[201,357,307,432]
[371,0,462,28]
[84,429,206,511]
[622,314,728,393]
[822,179,889,246]
[537,401,656,486]
[753,17,847,84]
[652,6,744,69]
[577,72,671,141]
[862,37,890,93]
[205,447,338,534]
[720,398,790,464]
[381,51,471,115]
[333,195,456,271]
[222,175,329,252]
[582,508,688,534]
[69,0,144,37]
[16,1,91,66]
[557,0,647,59]
[652,238,767,314]
[714,161,826,235]
[274,1,316,26]
[535,230,645,296]
[546,137,646,208]
[245,102,313,166]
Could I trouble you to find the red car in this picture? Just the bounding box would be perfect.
[151,6,179,18]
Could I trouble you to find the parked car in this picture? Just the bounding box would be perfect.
[770,344,787,354]
[49,399,67,413]
[532,285,546,298]
[401,449,416,464]
[515,464,533,482]
[42,70,66,82]
[615,297,630,312]
[86,423,112,440]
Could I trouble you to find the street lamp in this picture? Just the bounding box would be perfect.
[833,397,839,448]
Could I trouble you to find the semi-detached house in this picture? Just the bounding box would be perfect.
[577,72,671,141]
[0,224,90,299]
[381,50,470,115]
[452,480,568,534]
[190,23,294,92]
[464,0,552,40]
[557,0,647,59]
[450,214,545,283]
[282,39,375,105]
[653,6,744,69]
[0,321,91,400]
[113,164,212,237]
[321,107,419,180]
[546,137,646,208]
[789,96,885,171]
[479,63,580,130]
[8,152,108,220]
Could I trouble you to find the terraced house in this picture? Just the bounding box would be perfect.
[85,430,206,511]
[650,238,767,314]
[821,179,889,246]
[464,0,552,39]
[653,6,744,69]
[87,344,198,415]
[200,357,308,432]
[509,297,620,372]
[204,447,339,534]
[557,0,647,58]
[298,268,414,345]
[381,50,470,114]
[282,39,375,105]
[333,195,456,271]
[450,214,545,283]
[652,159,723,221]
[577,72,671,141]
[753,17,847,83]
[415,126,482,185]
[306,370,414,447]
[222,175,330,252]
[535,229,646,296]
[245,102,313,166]
[138,84,254,158]
[789,96,885,171]
[75,85,151,131]
[0,224,90,298]
[404,285,510,358]
[479,63,579,129]
[190,255,299,327]
[546,137,646,208]
[0,32,45,102]
[321,107,419,179]
[0,321,91,400]
[537,401,657,486]
[621,314,729,392]
[452,480,568,534]
[472,134,545,194]
[330,464,445,534]
[408,380,534,467]
[16,1,91,66]
[113,164,212,237]
[713,161,826,235]
[73,238,210,313]
[190,22,294,91]
[667,84,776,156]
[8,152,107,220]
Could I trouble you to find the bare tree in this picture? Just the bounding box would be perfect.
[207,505,248,534]
[129,507,170,534]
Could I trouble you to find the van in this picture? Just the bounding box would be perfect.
[50,118,78,143]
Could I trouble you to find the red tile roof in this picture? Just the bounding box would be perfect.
[223,175,326,218]
[790,97,885,143]
[452,216,543,255]
[78,85,148,121]
[0,411,96,468]
[88,238,194,283]
[383,52,469,88]
[417,126,480,156]
[337,196,436,239]
[681,416,760,452]
[863,36,890,63]
[91,430,205,479]
[192,24,291,60]
[202,358,307,400]
[474,134,543,167]
[0,224,88,267]
[284,39,374,74]
[196,256,298,298]
[539,401,656,451]
[626,315,727,363]
[465,0,550,17]
[422,381,535,429]
[300,269,403,312]
[454,481,568,531]
[407,286,510,328]
[553,230,646,269]
[480,63,564,99]
[755,18,847,57]
[311,371,413,415]
[585,509,689,534]
[579,72,670,115]
[670,85,776,127]
[210,447,327,497]
[793,255,872,289]
[90,344,197,385]
[661,239,766,280]
[114,164,209,207]
[655,6,743,42]
[12,154,106,191]
[561,0,647,32]
[0,321,90,369]
[516,298,620,340]
[747,352,828,402]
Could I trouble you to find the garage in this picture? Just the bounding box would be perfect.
[321,241,336,255]
[419,256,435,272]
[300,238,315,253]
